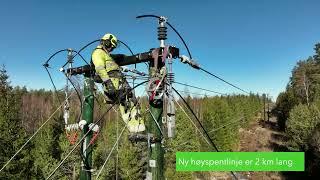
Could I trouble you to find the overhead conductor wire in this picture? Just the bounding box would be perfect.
[137,15,249,95]
[173,87,238,179]
[0,91,75,172]
[174,81,226,95]
[137,14,240,179]
[46,80,148,179]
[44,39,139,168]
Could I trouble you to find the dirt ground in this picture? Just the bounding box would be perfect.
[237,115,287,180]
[210,114,288,180]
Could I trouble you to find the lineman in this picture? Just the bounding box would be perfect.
[91,33,145,132]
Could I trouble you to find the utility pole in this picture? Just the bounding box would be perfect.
[146,16,167,180]
[80,73,94,180]
[267,95,270,122]
[263,94,266,121]
[64,15,181,179]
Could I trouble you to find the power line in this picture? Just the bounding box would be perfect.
[208,107,264,133]
[148,109,164,136]
[46,81,147,179]
[176,107,264,149]
[199,67,250,94]
[173,88,220,151]
[172,87,238,180]
[47,106,115,179]
[136,14,249,95]
[62,40,100,68]
[115,107,119,180]
[174,98,212,147]
[44,49,91,129]
[81,95,147,154]
[174,81,226,95]
[208,117,245,133]
[95,125,126,179]
[136,14,192,59]
[0,91,74,172]
[175,89,218,97]
[44,66,63,107]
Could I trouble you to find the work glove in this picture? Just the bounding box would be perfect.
[103,79,116,93]
[103,79,118,101]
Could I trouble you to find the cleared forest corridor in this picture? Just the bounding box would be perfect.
[237,115,286,180]
[1,2,320,179]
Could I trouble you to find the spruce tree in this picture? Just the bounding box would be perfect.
[0,65,34,179]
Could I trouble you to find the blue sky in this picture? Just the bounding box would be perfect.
[1,0,320,100]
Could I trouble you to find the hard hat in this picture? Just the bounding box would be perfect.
[101,33,118,48]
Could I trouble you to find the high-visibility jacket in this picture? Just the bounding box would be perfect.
[91,45,145,132]
[91,45,121,88]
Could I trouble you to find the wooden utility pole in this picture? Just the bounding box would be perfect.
[263,94,266,121]
[267,95,270,122]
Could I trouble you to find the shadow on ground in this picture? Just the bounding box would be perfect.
[268,141,289,152]
[258,120,279,131]
[264,118,320,179]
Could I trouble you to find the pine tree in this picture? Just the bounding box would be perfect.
[286,103,320,151]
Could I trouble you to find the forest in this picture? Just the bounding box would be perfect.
[0,65,264,179]
[1,44,320,179]
[273,43,320,178]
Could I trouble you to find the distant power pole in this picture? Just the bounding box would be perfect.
[267,95,270,122]
[263,94,266,121]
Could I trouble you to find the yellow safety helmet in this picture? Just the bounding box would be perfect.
[101,33,118,49]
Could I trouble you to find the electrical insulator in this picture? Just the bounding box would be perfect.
[157,26,167,40]
[167,72,175,84]
[65,123,80,131]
